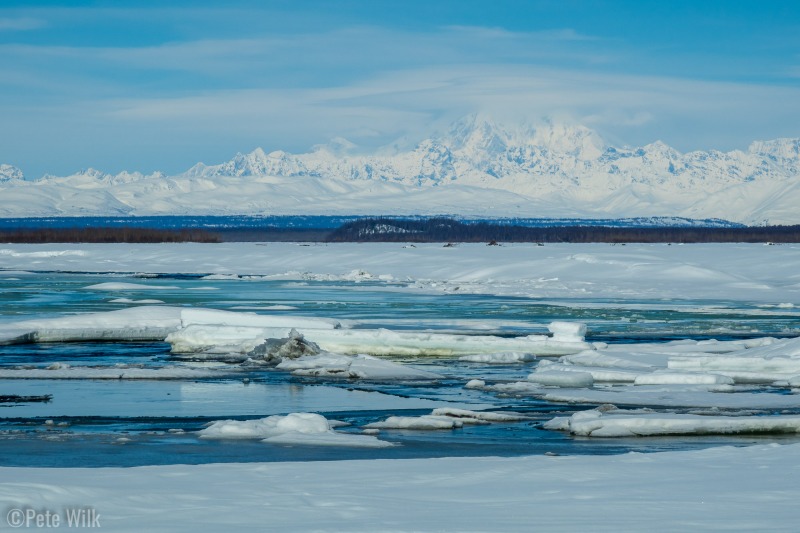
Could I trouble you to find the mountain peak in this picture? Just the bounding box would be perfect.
[0,163,23,181]
[528,120,606,158]
[445,113,509,154]
[748,138,800,159]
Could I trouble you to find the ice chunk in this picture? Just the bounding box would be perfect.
[634,372,734,386]
[532,362,642,383]
[166,325,288,355]
[364,408,529,430]
[527,370,594,388]
[248,329,320,362]
[459,352,536,363]
[84,282,180,290]
[548,321,587,342]
[307,328,592,357]
[110,298,165,304]
[198,412,393,448]
[364,415,465,430]
[547,409,800,437]
[276,353,442,381]
[0,365,237,380]
[0,306,182,345]
[490,381,800,409]
[430,408,528,422]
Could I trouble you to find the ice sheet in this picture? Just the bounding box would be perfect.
[2,443,800,531]
[3,242,800,304]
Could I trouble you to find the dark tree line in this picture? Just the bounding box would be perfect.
[0,227,220,243]
[326,217,800,243]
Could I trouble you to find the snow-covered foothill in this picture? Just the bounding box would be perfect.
[198,412,393,448]
[545,409,800,437]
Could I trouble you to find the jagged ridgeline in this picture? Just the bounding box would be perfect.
[326,217,800,243]
[2,116,800,224]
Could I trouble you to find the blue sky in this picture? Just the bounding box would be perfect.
[1,0,799,177]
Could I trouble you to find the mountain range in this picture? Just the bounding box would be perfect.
[2,115,799,224]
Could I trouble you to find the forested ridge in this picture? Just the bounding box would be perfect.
[326,218,800,243]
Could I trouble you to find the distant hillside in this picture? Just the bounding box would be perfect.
[327,218,800,243]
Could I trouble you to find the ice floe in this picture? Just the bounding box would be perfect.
[0,364,232,380]
[84,282,180,290]
[110,298,166,304]
[545,408,800,437]
[363,408,529,430]
[527,370,594,388]
[198,412,394,448]
[459,352,536,363]
[302,327,591,357]
[464,335,800,408]
[0,306,183,344]
[276,353,442,380]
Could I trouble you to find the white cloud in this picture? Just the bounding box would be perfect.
[96,63,800,154]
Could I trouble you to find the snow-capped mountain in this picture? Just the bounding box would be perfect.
[1,116,799,224]
[0,164,23,182]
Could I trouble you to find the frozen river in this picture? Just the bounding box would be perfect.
[2,249,799,466]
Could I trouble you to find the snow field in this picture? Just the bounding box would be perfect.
[2,443,800,531]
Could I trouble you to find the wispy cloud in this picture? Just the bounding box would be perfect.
[1,2,799,177]
[99,63,800,155]
[0,17,46,31]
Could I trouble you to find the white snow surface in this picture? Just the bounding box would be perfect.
[2,242,800,304]
[2,443,800,531]
[3,118,800,223]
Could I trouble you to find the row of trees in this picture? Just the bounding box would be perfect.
[0,227,220,243]
[327,217,800,243]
